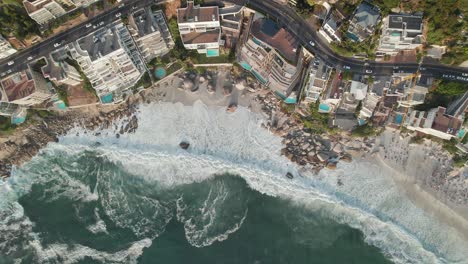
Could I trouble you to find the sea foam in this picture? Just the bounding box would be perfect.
[1,101,467,264]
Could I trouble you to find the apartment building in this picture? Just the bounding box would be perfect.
[304,58,332,103]
[128,8,174,63]
[177,1,221,56]
[69,22,145,104]
[42,48,82,86]
[346,1,380,42]
[0,69,52,106]
[219,4,244,48]
[23,0,67,26]
[377,13,424,56]
[238,17,303,100]
[0,35,17,60]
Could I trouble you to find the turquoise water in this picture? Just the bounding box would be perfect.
[319,103,330,112]
[395,114,403,124]
[252,70,267,84]
[57,102,67,109]
[11,116,25,124]
[240,61,252,71]
[206,49,219,57]
[155,67,166,79]
[101,93,113,104]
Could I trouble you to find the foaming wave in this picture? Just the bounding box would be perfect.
[2,101,467,264]
[30,238,152,264]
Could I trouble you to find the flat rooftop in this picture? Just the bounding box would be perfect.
[177,1,219,24]
[77,26,122,61]
[181,29,220,44]
[130,9,159,37]
[250,18,299,63]
[388,14,423,31]
[0,70,36,102]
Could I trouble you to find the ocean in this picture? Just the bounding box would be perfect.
[1,101,467,264]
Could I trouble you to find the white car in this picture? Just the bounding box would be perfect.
[27,56,33,61]
[6,69,12,74]
[115,12,121,18]
[309,41,315,47]
[99,21,104,26]
[393,66,399,70]
[343,65,350,70]
[118,3,124,8]
[0,72,5,77]
[7,61,14,66]
[54,42,61,48]
[86,23,92,28]
[365,69,372,74]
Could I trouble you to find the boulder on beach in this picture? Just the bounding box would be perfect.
[179,141,190,150]
[286,172,294,179]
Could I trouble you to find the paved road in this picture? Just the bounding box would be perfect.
[228,0,468,83]
[0,0,163,77]
[1,0,468,83]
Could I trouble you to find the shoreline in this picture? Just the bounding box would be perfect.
[373,152,468,240]
[1,67,467,242]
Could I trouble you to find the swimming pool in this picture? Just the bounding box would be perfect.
[395,114,403,124]
[319,103,331,112]
[240,61,252,71]
[252,70,267,84]
[101,93,113,104]
[206,49,219,57]
[12,117,25,124]
[155,67,166,79]
[57,101,67,110]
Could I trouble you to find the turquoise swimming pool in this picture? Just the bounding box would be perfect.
[57,101,67,110]
[240,61,252,71]
[206,49,219,57]
[12,117,25,124]
[252,70,267,84]
[395,114,403,124]
[155,67,166,79]
[319,103,330,112]
[101,93,113,104]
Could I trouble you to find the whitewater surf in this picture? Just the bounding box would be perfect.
[1,101,467,264]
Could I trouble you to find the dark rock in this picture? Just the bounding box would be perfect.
[179,141,190,150]
[286,172,294,179]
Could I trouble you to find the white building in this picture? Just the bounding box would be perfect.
[0,35,17,60]
[0,69,52,106]
[377,13,424,56]
[319,11,343,43]
[346,1,380,42]
[177,1,221,56]
[238,18,303,101]
[128,8,174,62]
[350,80,368,101]
[69,22,145,104]
[360,92,379,118]
[42,48,82,86]
[23,0,67,26]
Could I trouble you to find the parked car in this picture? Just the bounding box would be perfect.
[365,69,372,74]
[7,61,14,66]
[343,65,350,70]
[115,12,121,18]
[54,42,61,48]
[86,23,92,28]
[309,41,315,47]
[27,56,33,61]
